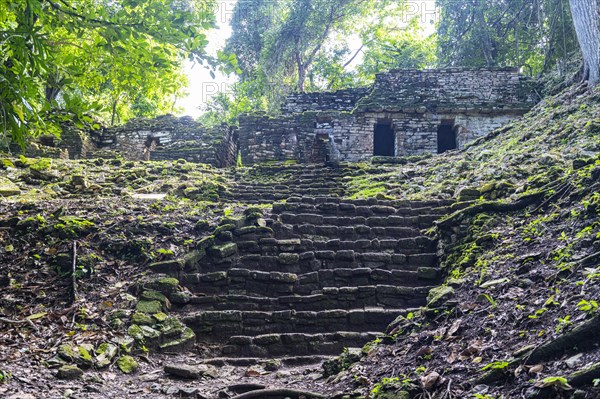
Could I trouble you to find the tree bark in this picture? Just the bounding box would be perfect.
[569,0,600,85]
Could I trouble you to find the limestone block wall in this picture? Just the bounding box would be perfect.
[282,87,371,114]
[357,67,536,112]
[98,115,235,167]
[237,67,538,164]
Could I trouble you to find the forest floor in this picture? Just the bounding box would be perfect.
[1,83,600,399]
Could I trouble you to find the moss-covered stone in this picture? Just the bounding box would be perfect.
[169,291,192,304]
[0,177,21,196]
[278,253,300,265]
[140,325,161,340]
[152,312,168,322]
[136,300,163,314]
[427,285,455,307]
[208,243,237,258]
[141,290,168,304]
[95,343,118,368]
[77,345,93,367]
[159,327,195,353]
[57,365,83,380]
[128,324,144,341]
[213,224,236,236]
[131,312,154,326]
[117,356,138,374]
[57,344,77,362]
[149,277,179,294]
[147,259,184,274]
[114,336,135,353]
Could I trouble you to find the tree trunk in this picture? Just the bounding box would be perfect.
[296,52,306,92]
[569,0,600,85]
[111,95,121,126]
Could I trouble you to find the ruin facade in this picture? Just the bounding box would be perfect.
[238,67,537,164]
[93,67,537,166]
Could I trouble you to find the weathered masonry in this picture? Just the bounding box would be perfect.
[91,68,537,166]
[238,67,537,164]
[94,115,238,167]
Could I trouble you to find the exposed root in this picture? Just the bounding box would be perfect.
[437,189,548,229]
[525,316,600,364]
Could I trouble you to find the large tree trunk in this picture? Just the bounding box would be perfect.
[569,0,600,85]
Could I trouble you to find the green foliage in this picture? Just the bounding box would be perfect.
[0,368,10,383]
[436,0,578,76]
[481,361,509,371]
[220,0,435,119]
[0,0,218,147]
[577,299,598,314]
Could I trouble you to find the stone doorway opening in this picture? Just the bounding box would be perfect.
[437,120,457,154]
[373,120,395,157]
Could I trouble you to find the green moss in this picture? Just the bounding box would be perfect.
[153,312,168,322]
[95,343,118,368]
[117,356,138,374]
[136,300,163,314]
[141,290,168,304]
[131,312,154,326]
[57,365,83,380]
[427,285,455,307]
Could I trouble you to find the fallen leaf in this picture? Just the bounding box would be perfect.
[420,371,441,390]
[27,312,47,320]
[528,364,544,375]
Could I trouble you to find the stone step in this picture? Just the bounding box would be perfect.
[278,213,441,228]
[233,182,345,190]
[182,308,404,338]
[230,188,346,196]
[285,196,453,208]
[178,283,429,311]
[191,249,437,273]
[234,237,437,256]
[272,202,449,217]
[180,268,436,297]
[222,332,379,357]
[200,355,335,367]
[274,223,424,240]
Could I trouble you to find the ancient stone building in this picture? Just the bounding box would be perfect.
[96,68,537,166]
[237,67,538,164]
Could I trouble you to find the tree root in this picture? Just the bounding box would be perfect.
[568,361,600,387]
[525,316,600,364]
[0,316,37,330]
[229,388,326,399]
[470,316,600,386]
[437,189,548,229]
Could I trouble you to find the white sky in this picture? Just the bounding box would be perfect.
[175,0,438,118]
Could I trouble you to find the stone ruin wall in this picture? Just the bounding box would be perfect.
[281,87,371,114]
[238,67,537,164]
[95,115,237,167]
[38,68,536,166]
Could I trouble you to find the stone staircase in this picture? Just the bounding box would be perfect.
[160,164,453,365]
[221,164,364,203]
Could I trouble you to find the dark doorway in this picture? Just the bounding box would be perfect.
[374,121,395,157]
[437,121,456,154]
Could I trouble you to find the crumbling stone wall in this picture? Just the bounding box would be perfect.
[89,68,537,166]
[238,67,538,164]
[357,67,535,112]
[282,87,371,114]
[97,115,236,167]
